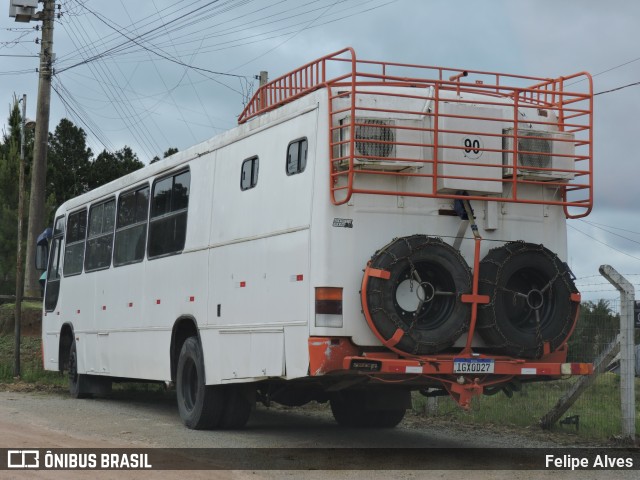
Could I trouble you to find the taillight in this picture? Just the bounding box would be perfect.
[315,287,343,327]
[561,363,593,375]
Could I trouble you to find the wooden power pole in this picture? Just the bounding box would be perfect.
[24,0,55,297]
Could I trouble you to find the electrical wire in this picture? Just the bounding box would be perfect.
[594,81,640,96]
[62,12,162,159]
[568,223,640,263]
[56,0,233,74]
[52,79,115,153]
[579,219,640,246]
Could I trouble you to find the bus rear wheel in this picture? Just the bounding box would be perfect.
[176,336,226,429]
[330,391,407,428]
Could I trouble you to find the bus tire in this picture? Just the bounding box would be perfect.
[477,242,579,358]
[330,391,407,428]
[218,385,253,429]
[176,336,225,429]
[363,235,472,355]
[68,339,91,399]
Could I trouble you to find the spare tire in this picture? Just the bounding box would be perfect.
[477,242,579,359]
[362,235,472,355]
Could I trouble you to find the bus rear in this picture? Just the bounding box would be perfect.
[240,47,594,423]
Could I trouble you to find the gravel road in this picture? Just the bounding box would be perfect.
[0,385,636,480]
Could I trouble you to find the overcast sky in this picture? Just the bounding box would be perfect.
[1,0,640,302]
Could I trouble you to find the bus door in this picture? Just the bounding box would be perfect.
[43,216,65,312]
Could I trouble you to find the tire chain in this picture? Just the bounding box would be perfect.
[478,241,578,357]
[368,235,472,354]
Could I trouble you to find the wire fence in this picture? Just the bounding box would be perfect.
[413,298,640,443]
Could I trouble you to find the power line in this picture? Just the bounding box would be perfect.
[568,223,640,263]
[595,80,640,96]
[61,1,249,97]
[566,55,640,87]
[580,220,640,237]
[62,12,161,159]
[228,0,341,73]
[119,1,199,146]
[579,219,640,246]
[56,0,228,75]
[52,79,115,153]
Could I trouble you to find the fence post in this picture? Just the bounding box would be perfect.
[599,265,636,442]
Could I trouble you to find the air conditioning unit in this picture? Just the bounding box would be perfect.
[502,128,575,181]
[336,117,422,171]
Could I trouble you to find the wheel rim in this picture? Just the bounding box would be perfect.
[68,349,78,386]
[500,266,554,333]
[392,260,457,331]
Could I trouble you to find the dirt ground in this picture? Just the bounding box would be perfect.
[0,385,637,480]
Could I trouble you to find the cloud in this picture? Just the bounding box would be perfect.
[2,0,639,296]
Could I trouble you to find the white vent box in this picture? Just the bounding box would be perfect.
[436,103,504,195]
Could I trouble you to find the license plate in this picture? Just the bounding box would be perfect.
[453,358,494,374]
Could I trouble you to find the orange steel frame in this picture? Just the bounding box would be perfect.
[239,48,594,408]
[239,47,594,219]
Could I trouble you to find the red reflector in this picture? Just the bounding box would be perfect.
[128,302,133,308]
[189,296,195,302]
[102,306,106,311]
[297,274,304,281]
[240,281,246,288]
[156,299,161,305]
[76,310,80,314]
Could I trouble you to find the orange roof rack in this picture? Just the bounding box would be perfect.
[239,48,593,219]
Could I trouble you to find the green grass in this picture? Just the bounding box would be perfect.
[413,374,640,441]
[0,333,168,394]
[0,300,43,312]
[0,334,65,385]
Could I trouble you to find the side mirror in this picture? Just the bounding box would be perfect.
[35,243,49,271]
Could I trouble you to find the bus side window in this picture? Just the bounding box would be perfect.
[240,156,259,190]
[63,209,87,277]
[85,198,116,272]
[286,138,308,176]
[148,169,190,259]
[114,185,150,266]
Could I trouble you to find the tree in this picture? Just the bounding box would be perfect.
[0,98,22,294]
[46,118,93,210]
[567,300,619,362]
[150,146,178,164]
[88,146,144,190]
[164,147,178,158]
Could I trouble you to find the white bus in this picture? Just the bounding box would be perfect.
[38,48,594,429]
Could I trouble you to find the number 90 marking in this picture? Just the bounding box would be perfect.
[462,136,483,159]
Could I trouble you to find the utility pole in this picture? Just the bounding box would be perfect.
[257,71,268,110]
[259,71,268,87]
[24,0,55,297]
[14,94,27,378]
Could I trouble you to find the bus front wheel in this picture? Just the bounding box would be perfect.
[68,339,90,399]
[176,336,225,429]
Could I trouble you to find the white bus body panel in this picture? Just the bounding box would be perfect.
[42,87,569,385]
